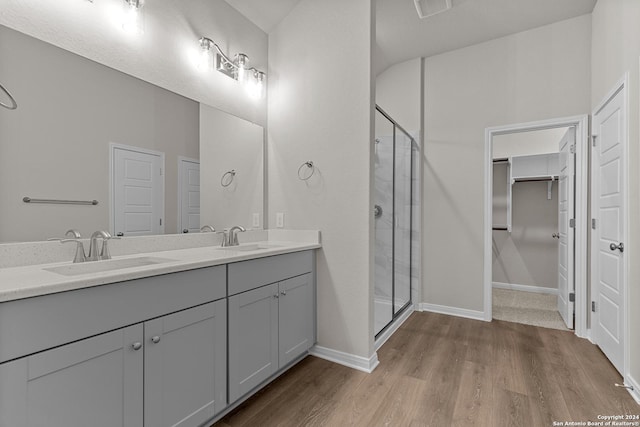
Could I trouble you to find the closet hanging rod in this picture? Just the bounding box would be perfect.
[513,176,557,183]
[23,197,99,206]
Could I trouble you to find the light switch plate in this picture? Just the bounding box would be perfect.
[252,213,260,227]
[276,213,284,228]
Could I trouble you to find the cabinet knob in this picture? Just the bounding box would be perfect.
[132,342,142,351]
[273,294,279,299]
[151,336,161,344]
[280,290,287,296]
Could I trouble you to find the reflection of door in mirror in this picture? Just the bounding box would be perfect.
[178,157,201,234]
[111,144,165,237]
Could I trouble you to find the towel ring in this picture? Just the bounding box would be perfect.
[297,161,315,181]
[0,82,18,110]
[221,170,236,187]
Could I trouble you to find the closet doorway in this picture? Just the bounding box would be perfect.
[483,116,589,338]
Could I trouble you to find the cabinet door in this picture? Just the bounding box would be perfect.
[278,273,314,367]
[0,325,143,427]
[144,300,227,427]
[228,283,279,402]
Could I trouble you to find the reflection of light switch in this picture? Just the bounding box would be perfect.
[276,213,284,228]
[252,213,260,227]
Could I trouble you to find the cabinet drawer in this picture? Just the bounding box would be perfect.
[228,251,314,296]
[0,266,226,364]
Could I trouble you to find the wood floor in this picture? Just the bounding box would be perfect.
[213,311,638,427]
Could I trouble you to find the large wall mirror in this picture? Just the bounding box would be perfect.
[0,24,264,243]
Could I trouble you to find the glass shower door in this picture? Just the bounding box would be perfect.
[393,130,412,315]
[374,109,394,335]
[374,106,414,337]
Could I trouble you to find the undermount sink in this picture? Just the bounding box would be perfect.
[216,243,282,252]
[44,256,176,276]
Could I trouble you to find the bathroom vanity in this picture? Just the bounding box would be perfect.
[0,234,319,427]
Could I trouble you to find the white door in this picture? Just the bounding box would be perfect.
[178,158,200,234]
[112,145,164,237]
[557,127,575,329]
[591,85,626,374]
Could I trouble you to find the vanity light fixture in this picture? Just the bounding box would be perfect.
[197,36,266,98]
[122,0,144,34]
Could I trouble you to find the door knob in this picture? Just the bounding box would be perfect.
[609,242,624,253]
[151,336,161,344]
[132,342,142,351]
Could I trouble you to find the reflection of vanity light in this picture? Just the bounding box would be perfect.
[197,37,214,71]
[197,36,266,98]
[122,0,144,34]
[247,71,265,100]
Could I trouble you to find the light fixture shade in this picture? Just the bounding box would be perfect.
[247,71,266,99]
[197,37,214,71]
[235,53,249,84]
[122,0,144,34]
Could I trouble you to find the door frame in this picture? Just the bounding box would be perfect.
[177,156,200,234]
[483,115,589,338]
[109,143,166,236]
[590,74,629,377]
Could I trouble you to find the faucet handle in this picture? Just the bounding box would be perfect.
[100,233,120,260]
[60,239,87,263]
[65,229,82,238]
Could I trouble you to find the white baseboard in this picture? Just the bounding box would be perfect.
[493,281,558,295]
[418,303,485,322]
[308,345,379,373]
[375,305,414,351]
[625,374,640,405]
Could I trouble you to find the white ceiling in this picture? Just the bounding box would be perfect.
[224,0,597,73]
[223,0,303,34]
[376,0,597,73]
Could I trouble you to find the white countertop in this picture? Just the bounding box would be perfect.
[0,232,320,303]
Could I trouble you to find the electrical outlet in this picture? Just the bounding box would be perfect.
[276,213,284,228]
[252,213,260,228]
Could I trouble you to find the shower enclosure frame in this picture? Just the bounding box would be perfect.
[374,105,415,339]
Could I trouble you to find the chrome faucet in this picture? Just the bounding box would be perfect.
[228,225,246,246]
[88,230,113,261]
[200,225,215,232]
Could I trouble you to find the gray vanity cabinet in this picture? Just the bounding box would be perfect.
[228,283,280,401]
[278,273,314,368]
[227,251,315,403]
[0,324,144,427]
[144,299,227,427]
[0,300,227,427]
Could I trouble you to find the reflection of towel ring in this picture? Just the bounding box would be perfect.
[297,161,315,181]
[0,82,18,110]
[221,170,236,187]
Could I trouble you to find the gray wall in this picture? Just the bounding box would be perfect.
[423,14,591,312]
[268,0,375,359]
[492,166,559,289]
[0,26,199,241]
